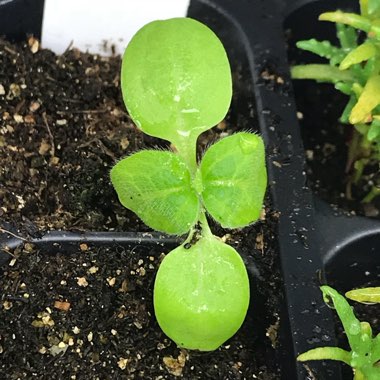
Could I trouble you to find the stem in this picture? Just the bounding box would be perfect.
[346,128,361,173]
[346,128,372,175]
[199,209,213,238]
[362,186,380,203]
[174,133,198,176]
[182,210,213,249]
[353,369,365,380]
[173,131,214,240]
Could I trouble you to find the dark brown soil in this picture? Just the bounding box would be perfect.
[285,13,380,219]
[0,39,283,379]
[0,37,239,234]
[292,80,380,219]
[0,205,281,380]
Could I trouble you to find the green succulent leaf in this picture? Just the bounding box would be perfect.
[297,347,351,365]
[121,18,232,145]
[321,286,363,353]
[361,0,380,19]
[363,56,380,78]
[367,0,380,18]
[198,132,267,228]
[154,235,249,351]
[346,287,380,303]
[339,42,377,70]
[371,333,380,362]
[337,23,357,50]
[296,39,346,65]
[299,286,380,376]
[340,95,357,123]
[361,0,369,17]
[291,64,356,83]
[350,75,380,124]
[319,11,372,33]
[110,150,199,235]
[335,82,354,95]
[368,119,380,140]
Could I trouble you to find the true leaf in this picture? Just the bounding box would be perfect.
[319,11,372,33]
[198,132,267,228]
[360,0,369,17]
[321,286,363,353]
[368,119,380,140]
[337,23,357,50]
[339,42,377,70]
[363,56,380,78]
[296,39,346,65]
[291,64,356,83]
[335,82,354,95]
[371,334,380,362]
[154,235,249,351]
[110,150,199,235]
[368,0,380,18]
[297,347,351,365]
[350,75,380,124]
[340,95,357,123]
[346,287,380,302]
[121,18,232,145]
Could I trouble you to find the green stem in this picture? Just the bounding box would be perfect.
[174,132,214,240]
[346,128,372,174]
[174,133,198,176]
[362,186,380,203]
[199,209,213,238]
[346,128,362,173]
[183,209,213,249]
[353,369,365,380]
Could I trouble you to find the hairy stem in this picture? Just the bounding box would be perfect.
[174,133,198,176]
[198,209,213,238]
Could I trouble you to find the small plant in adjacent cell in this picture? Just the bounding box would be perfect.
[110,18,267,350]
[297,286,380,380]
[292,0,380,202]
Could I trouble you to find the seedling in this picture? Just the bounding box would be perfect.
[298,286,380,379]
[111,18,267,350]
[292,0,380,202]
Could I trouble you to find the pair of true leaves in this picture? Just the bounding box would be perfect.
[111,132,267,235]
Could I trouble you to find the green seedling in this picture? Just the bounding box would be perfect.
[111,18,267,350]
[291,0,380,202]
[298,286,380,379]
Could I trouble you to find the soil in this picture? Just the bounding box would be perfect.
[0,205,282,380]
[292,80,380,219]
[285,7,380,219]
[0,38,283,379]
[0,37,241,234]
